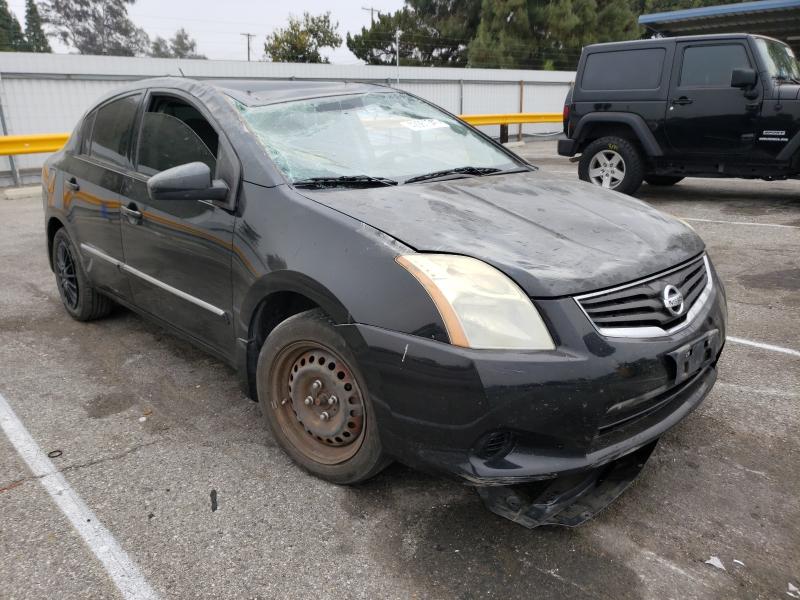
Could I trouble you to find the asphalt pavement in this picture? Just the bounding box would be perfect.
[1,141,798,599]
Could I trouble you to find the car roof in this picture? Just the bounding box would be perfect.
[205,79,390,107]
[584,32,784,52]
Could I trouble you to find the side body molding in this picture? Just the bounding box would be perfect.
[80,243,228,319]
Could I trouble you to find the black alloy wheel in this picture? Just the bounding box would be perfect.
[51,228,113,321]
[55,238,79,310]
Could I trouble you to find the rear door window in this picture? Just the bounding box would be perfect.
[79,110,96,155]
[89,94,142,167]
[679,44,751,87]
[582,49,666,90]
[136,97,218,177]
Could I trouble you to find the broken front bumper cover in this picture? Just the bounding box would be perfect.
[476,440,657,528]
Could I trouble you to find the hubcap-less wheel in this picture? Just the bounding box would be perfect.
[55,240,79,310]
[588,149,626,189]
[274,342,366,465]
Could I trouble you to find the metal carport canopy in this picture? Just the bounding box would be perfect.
[639,0,800,54]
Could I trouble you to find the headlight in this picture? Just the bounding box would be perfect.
[396,254,555,351]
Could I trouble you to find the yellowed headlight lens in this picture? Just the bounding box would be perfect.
[396,254,555,351]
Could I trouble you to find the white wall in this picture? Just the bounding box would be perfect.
[0,52,574,184]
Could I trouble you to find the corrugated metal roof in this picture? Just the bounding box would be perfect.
[639,0,800,53]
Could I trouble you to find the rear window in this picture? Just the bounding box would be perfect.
[89,94,141,168]
[582,48,666,90]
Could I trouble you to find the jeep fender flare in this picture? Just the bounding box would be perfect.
[573,112,663,157]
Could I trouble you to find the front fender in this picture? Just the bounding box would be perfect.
[231,182,449,344]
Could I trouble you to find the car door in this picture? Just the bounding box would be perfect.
[119,91,237,355]
[65,93,142,300]
[665,41,761,156]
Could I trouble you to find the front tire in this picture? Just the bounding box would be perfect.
[579,136,644,195]
[645,175,684,186]
[52,228,113,321]
[256,309,389,484]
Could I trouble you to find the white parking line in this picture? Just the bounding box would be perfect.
[681,217,800,229]
[728,336,800,358]
[0,393,159,600]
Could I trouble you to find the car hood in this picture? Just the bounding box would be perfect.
[298,172,705,297]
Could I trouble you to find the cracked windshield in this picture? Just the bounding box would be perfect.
[234,92,519,183]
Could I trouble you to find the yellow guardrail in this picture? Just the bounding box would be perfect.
[459,112,562,126]
[0,113,562,156]
[0,133,70,156]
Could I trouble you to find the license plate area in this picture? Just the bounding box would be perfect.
[668,329,720,385]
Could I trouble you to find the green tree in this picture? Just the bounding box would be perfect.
[149,35,171,57]
[264,12,342,63]
[0,0,26,51]
[24,0,51,52]
[41,0,149,56]
[149,28,205,59]
[169,27,204,58]
[468,0,639,70]
[347,0,481,67]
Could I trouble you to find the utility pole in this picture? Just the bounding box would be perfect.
[395,30,402,86]
[361,6,379,25]
[241,33,256,62]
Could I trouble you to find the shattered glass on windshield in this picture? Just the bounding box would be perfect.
[231,92,518,184]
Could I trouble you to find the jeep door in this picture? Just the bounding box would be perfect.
[665,40,761,156]
[119,91,236,356]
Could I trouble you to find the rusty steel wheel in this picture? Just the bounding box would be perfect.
[257,309,388,484]
[274,343,366,464]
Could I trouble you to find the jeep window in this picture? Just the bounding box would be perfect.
[233,92,519,183]
[680,44,751,88]
[755,38,800,82]
[582,48,665,90]
[89,94,142,168]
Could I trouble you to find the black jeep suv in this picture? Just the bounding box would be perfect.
[559,33,800,194]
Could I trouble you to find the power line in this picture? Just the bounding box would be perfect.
[240,33,256,62]
[361,6,381,26]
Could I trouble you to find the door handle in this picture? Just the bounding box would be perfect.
[65,177,80,191]
[671,97,693,106]
[121,204,143,225]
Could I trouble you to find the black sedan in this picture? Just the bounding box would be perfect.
[42,78,726,527]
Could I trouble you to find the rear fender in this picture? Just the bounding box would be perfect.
[574,112,663,157]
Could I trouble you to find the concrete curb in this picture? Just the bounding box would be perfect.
[3,186,39,200]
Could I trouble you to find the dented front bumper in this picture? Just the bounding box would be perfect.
[476,441,657,528]
[336,288,725,527]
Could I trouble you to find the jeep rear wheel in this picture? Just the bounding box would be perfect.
[645,175,684,186]
[579,136,644,195]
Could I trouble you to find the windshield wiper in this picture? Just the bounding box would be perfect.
[292,175,398,189]
[403,166,502,184]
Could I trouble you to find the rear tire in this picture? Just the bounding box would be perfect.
[256,308,389,485]
[52,228,113,321]
[579,136,644,195]
[645,175,684,186]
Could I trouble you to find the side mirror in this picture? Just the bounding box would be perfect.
[731,68,757,89]
[147,162,229,202]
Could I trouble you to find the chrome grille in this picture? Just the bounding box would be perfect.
[575,255,712,337]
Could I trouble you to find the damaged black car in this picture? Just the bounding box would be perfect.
[42,78,727,528]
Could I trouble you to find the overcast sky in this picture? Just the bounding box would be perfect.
[8,0,405,62]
